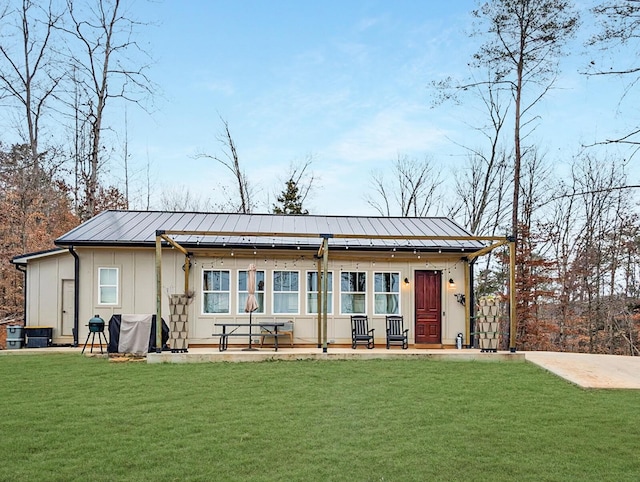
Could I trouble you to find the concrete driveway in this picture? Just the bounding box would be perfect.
[524,351,640,389]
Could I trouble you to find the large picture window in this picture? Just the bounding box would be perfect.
[306,271,333,314]
[273,271,299,314]
[238,269,265,314]
[340,271,366,314]
[374,272,400,315]
[202,270,230,314]
[98,267,118,305]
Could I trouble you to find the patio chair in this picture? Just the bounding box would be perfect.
[351,315,375,349]
[386,315,409,349]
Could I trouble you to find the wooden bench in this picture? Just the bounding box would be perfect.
[260,321,294,348]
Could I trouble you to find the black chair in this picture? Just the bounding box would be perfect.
[386,315,409,349]
[351,315,375,349]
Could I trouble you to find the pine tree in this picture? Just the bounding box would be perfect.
[273,179,308,215]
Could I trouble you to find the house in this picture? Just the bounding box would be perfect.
[11,210,515,350]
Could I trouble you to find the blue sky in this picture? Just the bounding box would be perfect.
[112,0,637,215]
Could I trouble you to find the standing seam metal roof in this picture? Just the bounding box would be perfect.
[54,210,487,251]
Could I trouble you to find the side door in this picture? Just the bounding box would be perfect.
[61,279,75,336]
[414,270,442,344]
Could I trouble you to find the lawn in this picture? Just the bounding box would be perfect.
[0,354,638,481]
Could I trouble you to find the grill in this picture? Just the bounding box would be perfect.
[88,316,105,333]
[83,315,107,354]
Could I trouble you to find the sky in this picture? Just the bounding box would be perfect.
[36,1,640,215]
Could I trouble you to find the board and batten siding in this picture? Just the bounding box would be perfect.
[23,252,75,339]
[24,247,467,347]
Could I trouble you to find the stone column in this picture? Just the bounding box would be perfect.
[477,296,501,353]
[169,294,189,353]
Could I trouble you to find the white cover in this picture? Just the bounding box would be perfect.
[118,314,153,355]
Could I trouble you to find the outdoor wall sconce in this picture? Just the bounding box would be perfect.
[448,278,455,288]
[404,277,410,285]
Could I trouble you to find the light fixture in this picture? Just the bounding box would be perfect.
[449,278,455,286]
[404,277,410,285]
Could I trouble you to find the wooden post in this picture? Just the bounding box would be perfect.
[322,236,329,353]
[317,257,322,348]
[464,258,470,347]
[155,232,163,354]
[184,255,190,294]
[509,238,517,352]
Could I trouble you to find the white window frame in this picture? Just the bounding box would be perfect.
[237,269,266,314]
[374,271,401,315]
[306,271,333,315]
[272,270,300,315]
[340,271,367,315]
[98,267,119,305]
[202,269,231,314]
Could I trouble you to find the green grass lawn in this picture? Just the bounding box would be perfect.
[0,354,638,481]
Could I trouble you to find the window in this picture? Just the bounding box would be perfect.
[273,271,299,314]
[202,270,230,314]
[238,269,265,314]
[374,272,400,315]
[98,267,118,305]
[340,271,366,314]
[306,271,333,314]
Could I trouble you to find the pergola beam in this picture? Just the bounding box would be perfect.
[154,229,518,353]
[161,229,507,242]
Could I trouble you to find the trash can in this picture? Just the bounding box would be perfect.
[6,325,23,349]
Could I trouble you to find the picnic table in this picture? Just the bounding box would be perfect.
[214,322,285,352]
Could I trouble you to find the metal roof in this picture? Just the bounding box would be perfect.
[11,248,68,264]
[54,210,487,252]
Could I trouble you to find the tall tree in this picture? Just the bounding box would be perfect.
[446,79,511,236]
[60,0,154,219]
[0,143,78,317]
[197,117,253,214]
[588,0,640,145]
[469,0,579,236]
[0,0,65,166]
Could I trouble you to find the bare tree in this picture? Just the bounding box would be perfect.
[587,1,640,146]
[458,0,579,236]
[59,0,154,219]
[196,116,254,214]
[446,78,512,236]
[451,151,510,235]
[366,155,443,217]
[0,0,65,165]
[158,185,213,212]
[574,157,633,353]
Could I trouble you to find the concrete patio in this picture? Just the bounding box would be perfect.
[146,346,525,364]
[2,345,639,389]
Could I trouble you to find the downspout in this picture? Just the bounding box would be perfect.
[14,264,27,328]
[68,247,80,347]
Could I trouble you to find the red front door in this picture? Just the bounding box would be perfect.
[415,270,442,344]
